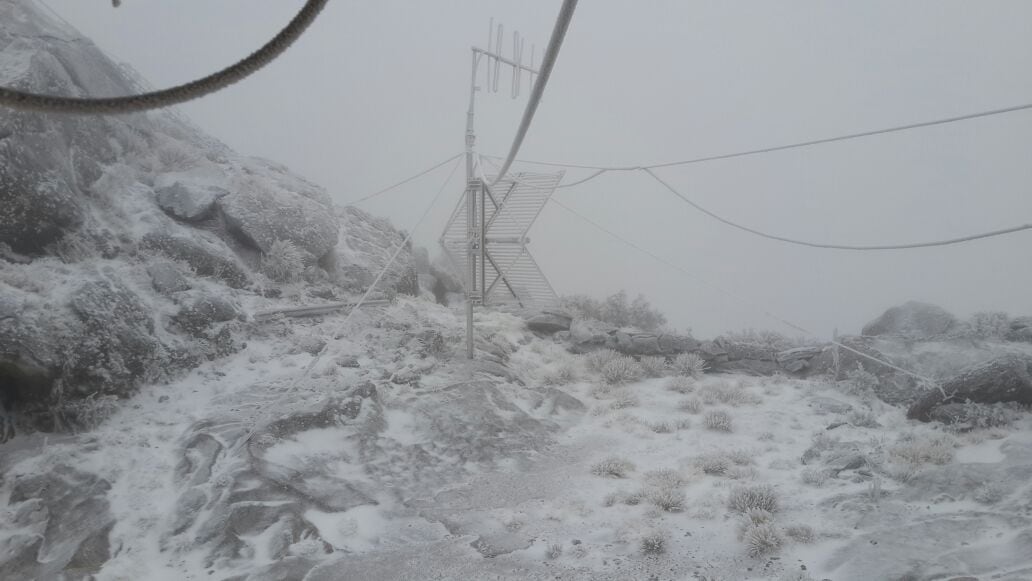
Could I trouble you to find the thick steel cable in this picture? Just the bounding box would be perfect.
[343,152,463,206]
[548,197,937,385]
[238,156,463,448]
[486,100,1032,171]
[0,0,328,113]
[490,0,579,184]
[644,167,1032,251]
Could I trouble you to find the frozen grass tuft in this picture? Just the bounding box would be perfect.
[728,484,780,513]
[608,390,640,410]
[678,397,703,414]
[586,348,620,372]
[647,487,686,512]
[744,523,783,557]
[542,362,578,386]
[639,356,668,377]
[889,433,956,466]
[666,376,696,394]
[704,410,734,432]
[736,508,774,540]
[784,524,816,544]
[728,449,755,466]
[672,352,707,378]
[726,466,759,480]
[640,530,666,555]
[693,453,730,476]
[591,456,635,478]
[600,356,645,385]
[650,420,674,434]
[675,418,692,430]
[643,469,688,489]
[546,543,563,559]
[800,468,828,488]
[848,409,880,428]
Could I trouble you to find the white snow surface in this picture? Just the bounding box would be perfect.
[2,297,1031,580]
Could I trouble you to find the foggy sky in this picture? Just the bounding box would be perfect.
[42,0,1032,338]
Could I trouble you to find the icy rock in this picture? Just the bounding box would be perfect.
[3,464,114,579]
[1008,317,1032,343]
[809,396,854,415]
[174,294,238,334]
[712,358,780,376]
[862,300,958,339]
[147,261,191,294]
[68,278,160,396]
[155,182,225,222]
[775,345,823,373]
[697,340,729,363]
[219,183,338,262]
[297,335,327,356]
[717,338,777,362]
[908,354,1032,422]
[141,231,251,288]
[526,311,573,334]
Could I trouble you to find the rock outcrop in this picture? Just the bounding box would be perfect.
[908,354,1032,422]
[526,311,573,334]
[862,301,957,339]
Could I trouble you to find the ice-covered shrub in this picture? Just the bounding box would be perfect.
[744,523,783,557]
[728,449,755,466]
[784,524,816,544]
[542,362,578,386]
[842,362,879,398]
[600,356,644,385]
[678,397,703,414]
[666,375,696,394]
[693,453,730,476]
[968,311,1011,340]
[56,392,120,432]
[736,508,774,540]
[848,409,880,428]
[639,356,668,377]
[644,469,688,489]
[585,348,620,373]
[889,433,955,466]
[701,382,758,406]
[591,456,635,478]
[608,391,640,410]
[675,418,692,430]
[650,420,674,434]
[672,352,707,378]
[561,291,668,331]
[726,466,759,480]
[640,530,666,555]
[261,239,305,283]
[800,468,828,488]
[647,487,686,512]
[546,543,563,559]
[704,410,733,432]
[728,485,780,513]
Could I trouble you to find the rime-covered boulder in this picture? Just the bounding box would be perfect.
[1,464,115,580]
[908,354,1032,422]
[862,300,957,339]
[174,293,239,335]
[1008,317,1032,343]
[526,311,573,334]
[147,261,191,294]
[155,182,225,222]
[219,162,338,262]
[141,231,251,288]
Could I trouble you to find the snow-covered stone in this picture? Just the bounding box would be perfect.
[147,261,191,294]
[526,311,572,334]
[862,300,958,339]
[155,182,225,222]
[141,232,251,288]
[908,354,1032,422]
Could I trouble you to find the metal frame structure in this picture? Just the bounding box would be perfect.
[441,20,564,358]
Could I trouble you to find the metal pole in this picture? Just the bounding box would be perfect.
[465,49,479,359]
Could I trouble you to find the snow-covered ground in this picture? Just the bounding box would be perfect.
[4,298,1031,581]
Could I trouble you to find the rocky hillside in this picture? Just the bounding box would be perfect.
[0,0,424,437]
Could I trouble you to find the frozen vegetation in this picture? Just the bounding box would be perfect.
[3,3,1032,581]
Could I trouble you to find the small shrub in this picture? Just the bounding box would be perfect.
[666,376,696,394]
[843,362,879,398]
[889,434,955,466]
[744,523,783,557]
[640,530,666,555]
[546,543,563,559]
[757,431,775,441]
[608,391,640,410]
[600,356,644,385]
[800,468,828,488]
[736,508,774,540]
[542,362,578,386]
[848,409,880,428]
[591,456,635,478]
[726,466,759,480]
[647,487,686,512]
[728,449,755,466]
[586,348,620,372]
[784,524,816,544]
[603,492,621,507]
[643,469,688,489]
[728,485,780,513]
[678,397,703,414]
[704,410,733,432]
[623,489,646,505]
[672,352,707,378]
[650,420,674,434]
[675,418,692,430]
[693,453,730,476]
[262,239,305,283]
[639,356,668,377]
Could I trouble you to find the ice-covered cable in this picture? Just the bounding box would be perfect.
[0,0,328,113]
[343,153,463,206]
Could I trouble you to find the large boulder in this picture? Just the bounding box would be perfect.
[908,354,1032,422]
[862,301,957,339]
[219,178,338,263]
[173,293,239,335]
[141,231,251,288]
[775,345,824,373]
[526,311,572,335]
[155,182,225,222]
[1008,317,1032,343]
